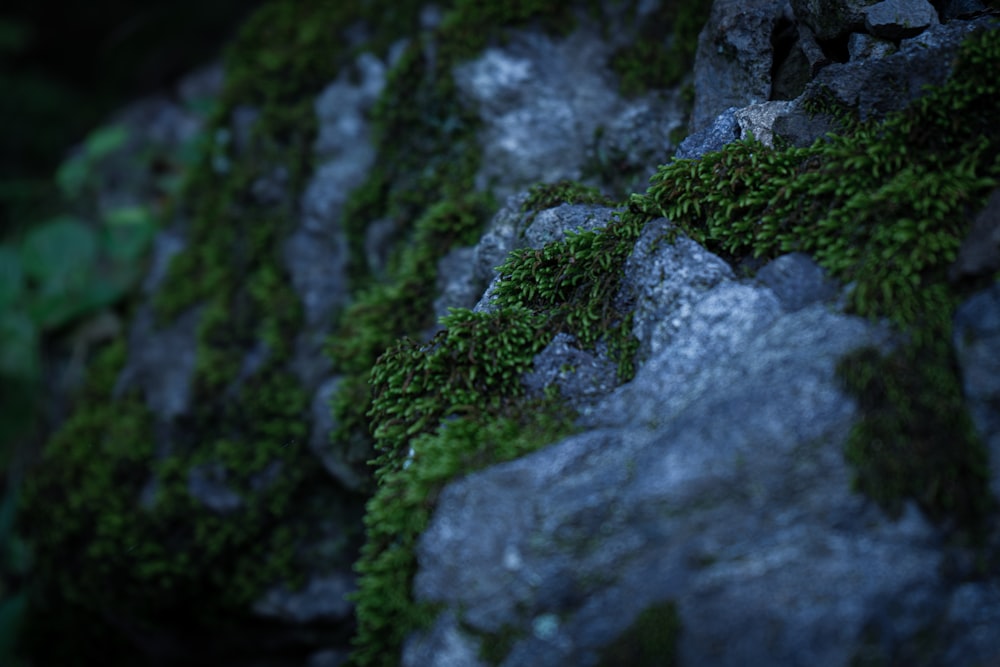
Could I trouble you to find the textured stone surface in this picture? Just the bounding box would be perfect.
[864,0,940,40]
[410,223,934,666]
[454,22,686,200]
[953,281,1000,498]
[690,0,787,132]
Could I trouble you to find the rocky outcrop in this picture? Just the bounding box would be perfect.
[14,1,1000,666]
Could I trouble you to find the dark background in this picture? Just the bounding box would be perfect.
[0,0,263,234]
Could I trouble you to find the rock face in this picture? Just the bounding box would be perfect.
[15,1,1000,667]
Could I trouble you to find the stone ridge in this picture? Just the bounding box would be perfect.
[9,1,1000,667]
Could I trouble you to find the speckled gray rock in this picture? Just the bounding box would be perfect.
[848,32,898,60]
[755,252,841,311]
[522,333,620,410]
[115,304,200,421]
[674,107,740,160]
[690,0,787,133]
[734,100,796,146]
[864,0,940,40]
[953,281,1000,498]
[408,220,954,666]
[803,17,993,122]
[454,20,686,200]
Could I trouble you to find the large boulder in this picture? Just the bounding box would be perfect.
[13,1,1000,666]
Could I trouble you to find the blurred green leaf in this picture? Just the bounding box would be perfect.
[104,205,153,227]
[103,206,156,261]
[19,216,97,289]
[0,310,39,381]
[0,246,24,308]
[84,124,128,161]
[54,154,89,199]
[27,280,113,331]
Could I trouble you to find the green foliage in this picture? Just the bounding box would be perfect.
[351,324,577,666]
[520,179,616,225]
[18,341,323,662]
[55,125,129,199]
[610,0,711,97]
[629,25,1000,531]
[492,204,644,380]
[837,340,994,532]
[16,1,362,660]
[636,26,1000,337]
[597,600,681,667]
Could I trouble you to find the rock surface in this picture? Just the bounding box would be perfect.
[16,1,1000,666]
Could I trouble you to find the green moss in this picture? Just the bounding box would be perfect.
[596,600,681,667]
[609,0,711,97]
[351,321,578,665]
[493,203,644,380]
[837,340,994,532]
[520,179,616,223]
[628,25,1000,531]
[15,1,384,661]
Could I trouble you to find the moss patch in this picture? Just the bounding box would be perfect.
[609,0,711,97]
[597,600,681,667]
[628,24,1000,531]
[350,309,578,665]
[15,1,392,662]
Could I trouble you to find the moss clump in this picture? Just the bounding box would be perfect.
[493,203,643,380]
[519,179,617,226]
[349,306,578,666]
[597,600,681,667]
[16,1,381,662]
[609,0,711,97]
[837,340,994,532]
[627,25,1000,530]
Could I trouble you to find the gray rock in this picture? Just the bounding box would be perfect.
[454,27,618,198]
[674,107,740,160]
[804,17,993,122]
[522,333,620,410]
[953,281,1000,497]
[403,611,488,667]
[454,20,685,200]
[473,192,531,284]
[522,203,614,248]
[735,100,797,146]
[433,246,483,327]
[287,53,387,337]
[940,582,1000,666]
[615,218,735,362]
[791,0,880,41]
[848,32,899,60]
[252,573,355,623]
[115,304,200,421]
[864,0,940,40]
[950,188,1000,281]
[755,252,841,311]
[308,376,367,491]
[413,267,922,664]
[690,0,787,133]
[187,463,244,514]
